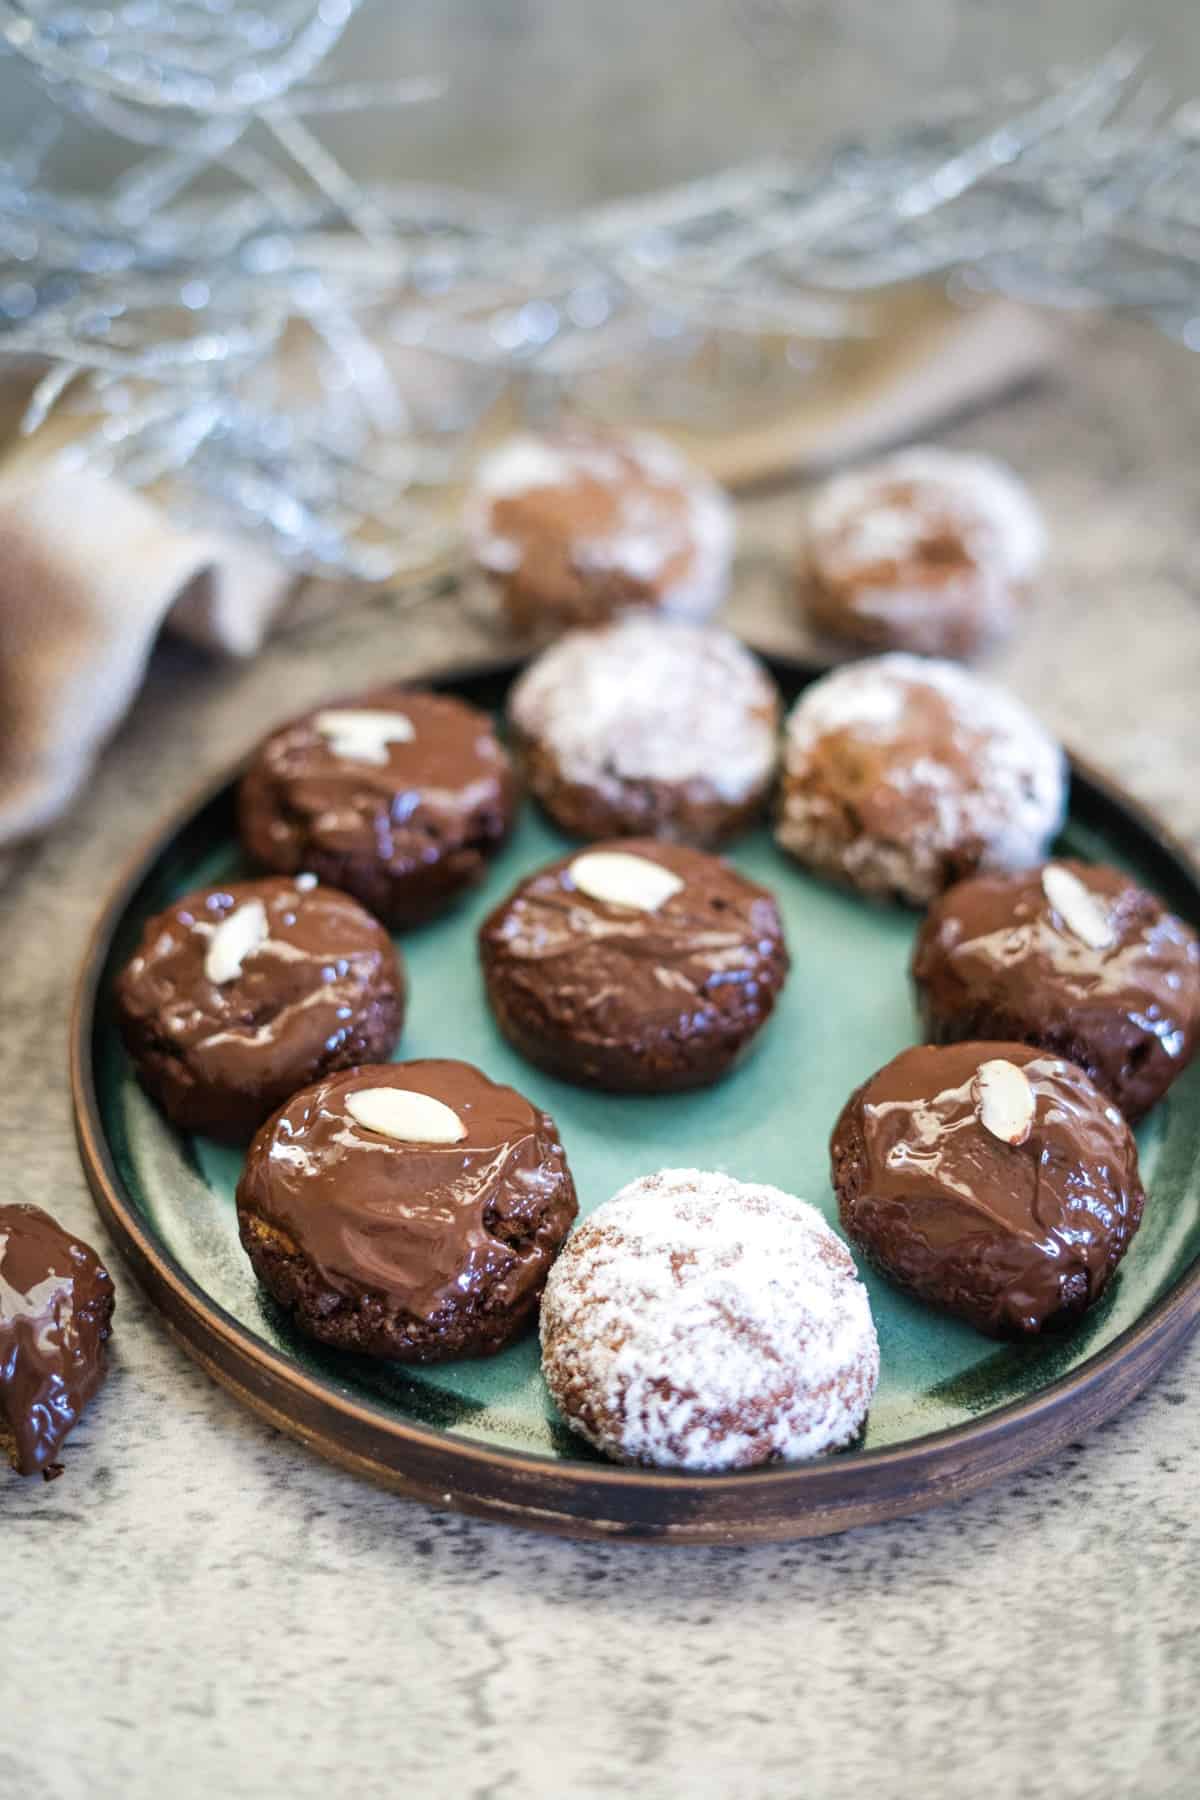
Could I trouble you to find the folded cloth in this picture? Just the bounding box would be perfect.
[0,296,1056,857]
[0,467,293,849]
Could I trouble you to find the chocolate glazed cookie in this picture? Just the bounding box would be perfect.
[236,1060,578,1362]
[238,688,518,929]
[1,1204,115,1478]
[479,841,789,1092]
[831,1042,1144,1338]
[912,860,1200,1123]
[116,876,405,1143]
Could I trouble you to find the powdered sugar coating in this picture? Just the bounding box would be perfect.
[804,447,1045,657]
[540,1169,879,1471]
[509,616,779,806]
[777,653,1066,903]
[465,429,734,620]
[809,447,1046,583]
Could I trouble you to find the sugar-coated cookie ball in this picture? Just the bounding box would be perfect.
[465,426,734,634]
[776,653,1066,904]
[508,616,780,846]
[801,447,1045,658]
[541,1169,879,1470]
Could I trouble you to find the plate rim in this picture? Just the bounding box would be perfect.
[70,648,1200,1543]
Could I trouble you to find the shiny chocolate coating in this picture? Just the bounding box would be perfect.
[912,860,1200,1122]
[831,1042,1144,1337]
[0,1203,115,1477]
[478,839,789,1092]
[238,687,518,929]
[236,1060,578,1362]
[116,876,405,1143]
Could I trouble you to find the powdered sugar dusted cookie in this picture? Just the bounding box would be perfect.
[540,1169,879,1470]
[465,426,734,634]
[801,447,1046,658]
[776,653,1066,904]
[508,616,780,845]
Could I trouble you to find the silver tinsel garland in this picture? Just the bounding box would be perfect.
[2,8,1200,580]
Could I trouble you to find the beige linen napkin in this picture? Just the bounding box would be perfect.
[0,295,1057,856]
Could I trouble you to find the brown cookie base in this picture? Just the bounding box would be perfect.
[118,988,405,1145]
[514,731,771,848]
[484,974,777,1094]
[240,1209,562,1363]
[798,562,1024,661]
[238,771,515,931]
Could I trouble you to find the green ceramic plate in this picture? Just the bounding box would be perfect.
[72,656,1200,1542]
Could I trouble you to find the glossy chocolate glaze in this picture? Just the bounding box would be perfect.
[116,876,404,1141]
[237,1061,577,1359]
[0,1204,114,1476]
[831,1041,1144,1337]
[237,688,517,927]
[478,840,789,1091]
[913,860,1200,1122]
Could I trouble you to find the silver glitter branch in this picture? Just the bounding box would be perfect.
[3,12,1200,582]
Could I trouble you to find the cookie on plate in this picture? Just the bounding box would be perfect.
[116,876,405,1142]
[540,1168,879,1470]
[237,1060,577,1362]
[831,1042,1144,1337]
[464,426,734,634]
[238,687,517,929]
[479,840,789,1092]
[801,447,1046,658]
[912,859,1200,1123]
[507,616,780,846]
[775,652,1066,904]
[1,1203,115,1478]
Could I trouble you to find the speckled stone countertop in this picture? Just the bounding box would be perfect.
[3,318,1199,1800]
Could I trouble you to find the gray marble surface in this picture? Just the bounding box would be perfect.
[2,317,1199,1800]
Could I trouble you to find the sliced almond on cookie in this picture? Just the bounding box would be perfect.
[315,708,415,765]
[204,899,269,984]
[569,850,684,912]
[974,1058,1035,1146]
[345,1087,467,1144]
[1041,864,1115,951]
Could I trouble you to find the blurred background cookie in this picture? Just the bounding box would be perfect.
[237,1059,577,1362]
[540,1168,879,1469]
[831,1041,1144,1337]
[116,876,405,1142]
[776,652,1066,904]
[239,688,517,929]
[464,426,734,635]
[800,447,1046,658]
[912,859,1200,1122]
[507,615,780,845]
[479,840,789,1092]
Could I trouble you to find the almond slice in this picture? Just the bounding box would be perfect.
[1041,864,1115,951]
[345,1086,467,1144]
[569,850,684,912]
[974,1058,1035,1145]
[315,708,415,765]
[204,899,270,984]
